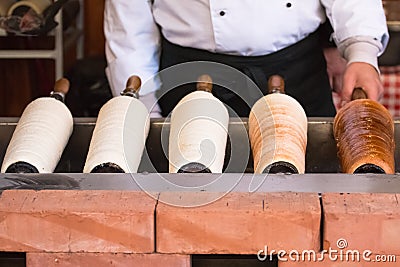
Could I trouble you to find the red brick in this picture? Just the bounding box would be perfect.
[0,190,156,253]
[157,192,321,254]
[26,253,190,267]
[322,193,400,255]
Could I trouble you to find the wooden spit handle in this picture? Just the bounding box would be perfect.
[351,87,368,100]
[175,74,214,174]
[53,78,70,95]
[196,74,213,93]
[122,75,142,98]
[268,75,285,94]
[50,78,70,102]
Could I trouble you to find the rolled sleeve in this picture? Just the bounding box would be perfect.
[341,38,381,72]
[321,0,389,56]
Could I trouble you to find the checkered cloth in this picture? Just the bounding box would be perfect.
[332,66,400,118]
[380,66,400,118]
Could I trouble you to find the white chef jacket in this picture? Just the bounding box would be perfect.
[104,0,389,96]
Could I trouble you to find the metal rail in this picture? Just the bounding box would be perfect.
[0,117,399,194]
[0,173,399,193]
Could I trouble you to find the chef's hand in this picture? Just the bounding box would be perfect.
[323,47,347,94]
[341,62,383,106]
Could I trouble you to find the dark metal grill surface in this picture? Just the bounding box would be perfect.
[0,117,399,193]
[0,117,399,173]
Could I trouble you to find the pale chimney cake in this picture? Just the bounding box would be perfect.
[83,75,150,173]
[249,75,308,174]
[1,78,73,173]
[169,74,229,173]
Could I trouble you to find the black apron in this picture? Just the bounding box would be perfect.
[157,29,336,117]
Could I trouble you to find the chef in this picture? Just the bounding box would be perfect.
[104,0,388,117]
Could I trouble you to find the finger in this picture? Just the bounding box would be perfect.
[377,82,384,102]
[332,91,342,109]
[341,78,356,104]
[364,87,377,101]
[332,76,343,94]
[378,91,383,102]
[327,70,334,88]
[362,79,382,101]
[329,75,334,90]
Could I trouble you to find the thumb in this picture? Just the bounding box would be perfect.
[363,85,381,101]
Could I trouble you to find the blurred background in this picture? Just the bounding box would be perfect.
[0,0,108,117]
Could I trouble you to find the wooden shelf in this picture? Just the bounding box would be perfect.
[0,0,84,79]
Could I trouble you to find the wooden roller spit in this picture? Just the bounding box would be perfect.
[249,75,308,174]
[169,74,229,173]
[1,78,73,173]
[333,88,395,174]
[83,75,150,173]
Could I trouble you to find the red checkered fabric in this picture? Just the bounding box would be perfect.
[380,66,400,118]
[331,66,400,118]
